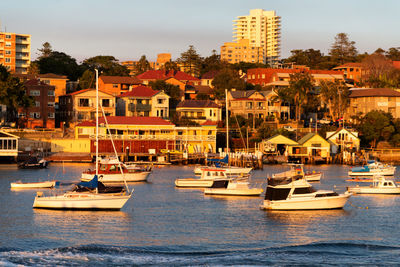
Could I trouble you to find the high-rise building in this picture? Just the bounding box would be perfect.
[233,9,280,65]
[0,32,31,74]
[221,39,264,64]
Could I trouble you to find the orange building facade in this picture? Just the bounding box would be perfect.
[0,32,31,74]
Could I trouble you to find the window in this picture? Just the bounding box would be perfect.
[48,90,55,96]
[30,90,40,96]
[35,101,40,107]
[102,99,110,107]
[5,42,11,47]
[5,58,11,63]
[157,98,164,104]
[79,98,89,107]
[48,112,55,118]
[113,84,118,88]
[5,35,11,39]
[5,50,11,55]
[30,112,40,119]
[48,102,55,107]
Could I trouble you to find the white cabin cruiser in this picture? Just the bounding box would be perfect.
[204,178,263,196]
[348,160,396,177]
[175,167,235,188]
[347,176,400,194]
[261,174,351,210]
[272,164,322,182]
[193,165,252,176]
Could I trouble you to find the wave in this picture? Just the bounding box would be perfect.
[1,242,400,266]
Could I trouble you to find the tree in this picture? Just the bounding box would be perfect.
[134,55,151,75]
[78,69,95,89]
[27,62,39,75]
[162,60,179,72]
[177,45,202,77]
[329,33,358,65]
[286,72,315,121]
[148,80,181,101]
[361,53,397,88]
[386,47,400,61]
[82,55,129,76]
[199,50,224,76]
[37,42,52,59]
[358,110,394,148]
[319,79,349,121]
[36,51,82,80]
[0,65,34,123]
[283,49,327,69]
[211,68,246,99]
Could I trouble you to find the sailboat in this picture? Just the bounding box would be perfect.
[33,69,132,210]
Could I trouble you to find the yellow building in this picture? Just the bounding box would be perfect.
[176,100,221,124]
[38,73,68,103]
[0,31,31,74]
[289,133,330,162]
[221,39,264,64]
[74,116,217,154]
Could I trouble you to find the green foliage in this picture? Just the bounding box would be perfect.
[329,33,358,65]
[319,79,349,121]
[283,49,326,69]
[211,68,246,99]
[148,80,181,100]
[0,65,34,122]
[162,61,179,72]
[386,47,400,61]
[357,110,393,147]
[199,50,224,76]
[230,62,269,73]
[177,45,202,77]
[134,55,151,75]
[79,69,95,89]
[82,55,129,76]
[170,113,199,126]
[36,51,82,80]
[37,42,52,59]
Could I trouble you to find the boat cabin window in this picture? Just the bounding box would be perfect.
[109,165,116,171]
[100,165,107,171]
[220,172,225,176]
[293,187,315,194]
[265,187,291,201]
[207,171,211,176]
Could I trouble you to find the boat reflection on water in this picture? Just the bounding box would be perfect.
[264,209,350,223]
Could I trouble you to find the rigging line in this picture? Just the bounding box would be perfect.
[234,114,247,152]
[99,104,131,194]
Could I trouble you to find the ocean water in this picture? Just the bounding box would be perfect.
[0,163,400,266]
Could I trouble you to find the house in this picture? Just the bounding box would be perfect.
[326,128,360,153]
[289,133,330,163]
[98,75,142,96]
[0,131,19,159]
[136,70,201,90]
[18,79,55,129]
[228,90,290,121]
[347,88,400,119]
[333,63,363,84]
[176,100,221,123]
[200,70,219,88]
[74,116,217,154]
[37,73,68,103]
[117,85,170,119]
[261,134,298,154]
[59,88,115,126]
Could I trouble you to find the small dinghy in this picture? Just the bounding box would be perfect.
[11,180,57,189]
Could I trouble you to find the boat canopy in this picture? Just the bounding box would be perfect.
[208,155,229,164]
[77,175,98,189]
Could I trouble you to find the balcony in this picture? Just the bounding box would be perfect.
[128,103,151,112]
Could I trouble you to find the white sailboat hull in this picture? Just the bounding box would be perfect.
[204,187,262,196]
[194,166,252,176]
[175,179,214,188]
[33,192,131,210]
[11,181,56,189]
[305,172,321,182]
[260,193,351,210]
[347,186,400,194]
[81,172,150,183]
[348,167,395,176]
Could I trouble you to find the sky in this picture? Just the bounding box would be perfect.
[1,0,400,63]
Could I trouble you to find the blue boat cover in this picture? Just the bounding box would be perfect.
[77,175,98,189]
[351,166,370,172]
[208,155,229,164]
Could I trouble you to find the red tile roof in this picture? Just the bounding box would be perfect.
[24,79,52,87]
[349,88,400,97]
[118,86,159,98]
[333,63,362,69]
[136,70,200,81]
[76,121,96,127]
[392,61,400,69]
[177,100,220,108]
[201,70,220,79]
[38,73,68,79]
[66,88,112,96]
[99,116,174,126]
[100,75,141,84]
[201,120,218,126]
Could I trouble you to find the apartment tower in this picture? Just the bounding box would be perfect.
[233,9,280,65]
[0,32,31,74]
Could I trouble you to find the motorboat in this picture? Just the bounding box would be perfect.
[33,175,131,210]
[347,176,400,194]
[175,167,236,188]
[272,164,321,182]
[11,180,57,189]
[348,160,396,176]
[33,69,132,211]
[81,157,151,183]
[18,156,48,169]
[260,174,351,210]
[204,177,263,196]
[193,165,252,176]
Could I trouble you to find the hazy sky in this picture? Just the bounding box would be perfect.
[1,0,399,63]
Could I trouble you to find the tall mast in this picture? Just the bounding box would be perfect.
[225,89,228,153]
[95,69,99,178]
